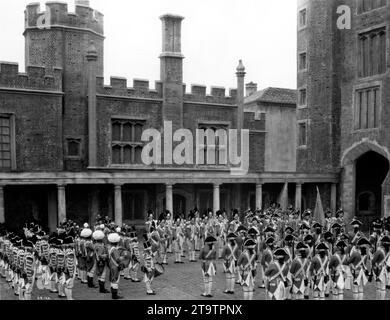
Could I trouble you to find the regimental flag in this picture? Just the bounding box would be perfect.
[314,186,325,225]
[278,182,288,211]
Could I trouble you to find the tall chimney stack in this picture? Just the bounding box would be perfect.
[159,14,185,131]
[246,82,258,97]
[236,60,246,133]
[75,0,90,7]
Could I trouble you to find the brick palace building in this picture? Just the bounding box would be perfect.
[6,0,378,231]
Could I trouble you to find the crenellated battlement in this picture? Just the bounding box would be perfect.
[0,62,62,92]
[183,84,237,105]
[25,1,104,36]
[96,77,163,100]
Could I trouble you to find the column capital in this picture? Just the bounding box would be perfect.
[295,182,304,186]
[213,183,221,188]
[165,183,174,188]
[57,184,66,189]
[114,184,123,189]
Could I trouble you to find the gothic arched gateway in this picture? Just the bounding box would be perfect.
[341,140,390,228]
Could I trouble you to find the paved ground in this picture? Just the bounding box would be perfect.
[0,252,389,300]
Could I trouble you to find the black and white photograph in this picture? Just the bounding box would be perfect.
[0,0,390,304]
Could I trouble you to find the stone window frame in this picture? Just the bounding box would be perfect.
[0,112,16,171]
[196,120,231,169]
[298,50,308,72]
[297,6,308,31]
[65,136,83,160]
[355,23,388,80]
[297,86,308,109]
[356,0,388,15]
[297,119,309,150]
[351,80,383,133]
[109,116,148,168]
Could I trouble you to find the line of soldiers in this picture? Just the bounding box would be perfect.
[144,206,390,300]
[0,216,162,300]
[1,206,390,300]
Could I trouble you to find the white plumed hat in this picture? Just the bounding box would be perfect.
[83,223,89,228]
[108,233,120,244]
[80,228,92,238]
[92,230,105,241]
[115,227,121,233]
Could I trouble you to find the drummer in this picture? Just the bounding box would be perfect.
[142,236,157,296]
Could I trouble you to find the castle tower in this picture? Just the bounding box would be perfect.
[159,14,185,131]
[296,0,340,174]
[24,1,104,170]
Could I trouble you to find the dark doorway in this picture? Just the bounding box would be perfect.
[355,151,389,229]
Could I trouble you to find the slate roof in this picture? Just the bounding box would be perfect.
[244,87,297,105]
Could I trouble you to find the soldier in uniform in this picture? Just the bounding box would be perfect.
[308,242,330,300]
[264,248,289,300]
[63,236,77,300]
[289,242,310,300]
[108,232,123,300]
[237,238,258,300]
[348,237,372,300]
[259,237,275,289]
[371,235,390,300]
[283,234,295,299]
[92,230,109,293]
[81,227,97,289]
[129,229,141,282]
[142,238,157,295]
[221,232,241,295]
[329,240,348,300]
[199,235,217,298]
[173,217,184,264]
[186,215,197,263]
[350,218,364,249]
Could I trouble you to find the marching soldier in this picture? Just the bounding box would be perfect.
[221,232,241,295]
[63,236,77,300]
[142,237,157,295]
[237,238,258,300]
[350,218,364,249]
[259,237,275,289]
[92,229,109,293]
[108,232,123,300]
[264,248,289,300]
[289,242,310,300]
[199,235,217,298]
[371,235,390,300]
[348,237,372,300]
[308,242,330,300]
[328,240,348,300]
[129,229,141,282]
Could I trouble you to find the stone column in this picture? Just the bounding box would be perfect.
[331,183,337,213]
[213,184,221,213]
[57,185,67,225]
[0,186,4,224]
[166,184,173,214]
[256,184,263,210]
[295,183,302,212]
[114,185,123,226]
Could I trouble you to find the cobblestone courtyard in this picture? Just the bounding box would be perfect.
[1,252,388,301]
